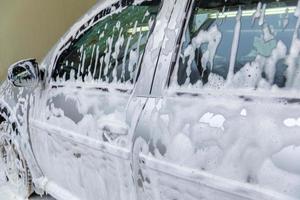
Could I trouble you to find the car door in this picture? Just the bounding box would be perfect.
[134,0,300,200]
[28,0,172,200]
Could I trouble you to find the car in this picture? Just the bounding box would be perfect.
[1,0,300,199]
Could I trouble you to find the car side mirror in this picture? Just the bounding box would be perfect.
[8,59,42,88]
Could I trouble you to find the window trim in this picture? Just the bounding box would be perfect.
[148,0,193,96]
[165,0,194,90]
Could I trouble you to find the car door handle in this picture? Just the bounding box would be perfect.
[97,118,129,135]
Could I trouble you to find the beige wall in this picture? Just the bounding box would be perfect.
[0,0,98,80]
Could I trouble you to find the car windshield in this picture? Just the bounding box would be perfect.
[173,0,300,91]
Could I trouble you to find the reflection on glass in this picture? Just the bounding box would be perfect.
[53,1,161,85]
[174,0,299,91]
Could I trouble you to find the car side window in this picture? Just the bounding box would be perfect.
[52,1,161,85]
[171,0,299,91]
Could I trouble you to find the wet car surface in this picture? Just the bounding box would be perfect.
[1,0,300,200]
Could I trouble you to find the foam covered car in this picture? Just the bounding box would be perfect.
[1,0,300,199]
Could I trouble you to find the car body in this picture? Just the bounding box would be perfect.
[1,0,300,200]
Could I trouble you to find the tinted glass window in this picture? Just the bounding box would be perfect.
[52,1,161,84]
[171,0,300,91]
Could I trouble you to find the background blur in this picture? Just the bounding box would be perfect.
[0,0,99,80]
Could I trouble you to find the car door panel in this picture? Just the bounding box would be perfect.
[29,0,168,199]
[133,0,300,200]
[30,85,150,200]
[137,96,300,199]
[134,95,300,200]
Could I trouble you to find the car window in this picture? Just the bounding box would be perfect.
[52,0,161,85]
[171,0,300,91]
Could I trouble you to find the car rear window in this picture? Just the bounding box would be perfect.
[170,0,300,92]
